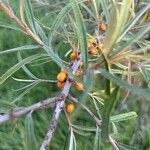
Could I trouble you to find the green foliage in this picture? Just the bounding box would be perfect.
[24,113,37,150]
[71,0,88,69]
[110,111,137,123]
[94,126,101,150]
[0,0,150,149]
[0,53,46,85]
[0,45,40,55]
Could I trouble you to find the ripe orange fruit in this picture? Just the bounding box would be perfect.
[70,51,78,60]
[57,72,67,82]
[75,82,84,91]
[57,81,65,89]
[89,48,98,56]
[99,22,107,31]
[66,103,74,113]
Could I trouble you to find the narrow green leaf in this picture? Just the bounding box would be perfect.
[94,0,101,15]
[71,0,88,69]
[73,129,91,136]
[72,124,96,132]
[25,113,37,150]
[94,126,101,150]
[80,3,95,19]
[97,69,150,100]
[131,46,150,55]
[110,112,138,123]
[69,129,74,150]
[63,129,70,150]
[48,4,71,45]
[11,82,38,104]
[35,21,48,44]
[31,57,52,66]
[0,21,24,32]
[99,0,110,22]
[26,0,36,33]
[118,4,150,42]
[12,79,38,91]
[83,69,94,93]
[91,0,99,19]
[114,23,150,55]
[0,53,46,85]
[72,133,77,150]
[17,51,38,79]
[119,143,138,150]
[104,0,131,54]
[0,45,40,55]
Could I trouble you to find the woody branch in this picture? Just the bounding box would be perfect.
[0,96,60,124]
[40,53,82,150]
[0,2,118,150]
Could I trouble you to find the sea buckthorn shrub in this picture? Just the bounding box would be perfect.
[0,0,150,149]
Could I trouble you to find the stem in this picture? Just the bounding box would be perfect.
[0,3,44,45]
[0,97,59,124]
[102,53,111,95]
[100,51,112,143]
[101,87,119,142]
[40,54,82,150]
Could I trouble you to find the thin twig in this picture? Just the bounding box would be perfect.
[40,54,82,150]
[0,2,44,45]
[0,97,60,124]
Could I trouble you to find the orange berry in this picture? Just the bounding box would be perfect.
[75,82,84,91]
[66,103,74,113]
[70,51,78,60]
[57,72,67,82]
[99,22,107,31]
[57,81,65,89]
[89,48,98,56]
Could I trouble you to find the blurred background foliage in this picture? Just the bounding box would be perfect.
[0,0,150,149]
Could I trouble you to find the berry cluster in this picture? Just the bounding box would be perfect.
[56,69,68,89]
[56,68,84,92]
[88,38,100,56]
[56,23,107,112]
[56,51,83,113]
